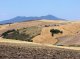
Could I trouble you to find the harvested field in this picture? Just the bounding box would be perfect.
[0,41,80,59]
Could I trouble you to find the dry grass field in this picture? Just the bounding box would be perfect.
[32,21,80,45]
[32,27,58,44]
[54,22,80,45]
[1,20,80,45]
[0,20,67,43]
[0,20,65,35]
[0,20,80,45]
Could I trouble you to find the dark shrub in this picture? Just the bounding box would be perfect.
[1,29,33,42]
[44,25,49,27]
[1,29,16,37]
[50,29,63,36]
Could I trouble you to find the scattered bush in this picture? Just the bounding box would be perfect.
[44,25,49,27]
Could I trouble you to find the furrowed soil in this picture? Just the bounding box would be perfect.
[0,42,80,59]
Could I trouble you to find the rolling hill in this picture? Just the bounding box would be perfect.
[0,20,80,59]
[0,20,80,45]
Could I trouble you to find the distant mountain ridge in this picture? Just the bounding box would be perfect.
[0,15,64,24]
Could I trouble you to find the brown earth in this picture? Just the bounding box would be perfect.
[0,38,80,59]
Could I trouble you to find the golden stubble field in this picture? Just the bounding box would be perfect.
[32,21,80,45]
[0,20,80,45]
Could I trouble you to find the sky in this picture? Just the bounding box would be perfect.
[0,0,80,21]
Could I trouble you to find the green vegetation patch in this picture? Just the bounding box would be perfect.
[1,26,42,42]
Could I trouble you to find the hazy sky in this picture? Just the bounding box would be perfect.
[0,0,80,21]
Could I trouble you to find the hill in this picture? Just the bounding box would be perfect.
[0,20,80,59]
[0,20,80,45]
[32,21,80,45]
[0,20,66,36]
[0,15,64,24]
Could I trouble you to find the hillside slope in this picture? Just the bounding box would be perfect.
[32,27,58,44]
[0,20,80,45]
[32,22,80,45]
[0,20,66,38]
[55,22,80,45]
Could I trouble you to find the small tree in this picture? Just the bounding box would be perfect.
[50,29,63,36]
